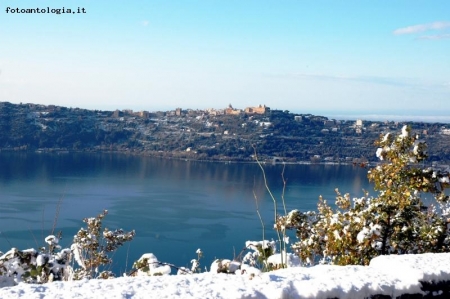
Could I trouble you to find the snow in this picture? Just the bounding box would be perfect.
[1,253,450,298]
[401,125,409,138]
[134,253,171,276]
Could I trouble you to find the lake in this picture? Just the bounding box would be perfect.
[0,152,372,274]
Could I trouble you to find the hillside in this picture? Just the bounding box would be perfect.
[1,101,450,163]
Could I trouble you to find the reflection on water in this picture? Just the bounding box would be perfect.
[0,152,371,273]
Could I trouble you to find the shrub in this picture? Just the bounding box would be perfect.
[0,240,72,285]
[277,126,450,266]
[131,253,171,276]
[71,210,135,279]
[0,210,135,285]
[130,249,203,276]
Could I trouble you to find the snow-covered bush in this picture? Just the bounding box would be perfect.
[207,239,294,275]
[131,253,171,276]
[71,210,135,279]
[0,210,135,285]
[0,236,72,285]
[241,240,300,271]
[210,259,241,274]
[130,249,203,276]
[241,240,276,270]
[190,248,203,273]
[279,126,450,266]
[130,241,278,277]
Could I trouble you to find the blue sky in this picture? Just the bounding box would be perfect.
[1,1,449,121]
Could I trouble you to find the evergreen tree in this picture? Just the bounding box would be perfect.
[277,126,450,266]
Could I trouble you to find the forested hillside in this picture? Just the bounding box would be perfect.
[1,101,450,163]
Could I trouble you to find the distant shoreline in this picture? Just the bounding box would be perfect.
[0,148,411,169]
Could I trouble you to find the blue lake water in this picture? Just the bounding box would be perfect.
[0,152,371,274]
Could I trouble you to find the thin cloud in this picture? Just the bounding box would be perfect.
[416,34,450,40]
[271,73,413,87]
[393,21,450,35]
[140,20,149,27]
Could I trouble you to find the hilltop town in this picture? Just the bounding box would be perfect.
[1,101,450,164]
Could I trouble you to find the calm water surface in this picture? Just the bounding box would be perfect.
[0,152,371,273]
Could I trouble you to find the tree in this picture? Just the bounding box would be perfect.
[277,126,450,266]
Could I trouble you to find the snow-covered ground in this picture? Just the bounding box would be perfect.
[1,252,450,299]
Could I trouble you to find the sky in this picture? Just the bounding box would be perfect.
[0,252,450,298]
[1,1,449,121]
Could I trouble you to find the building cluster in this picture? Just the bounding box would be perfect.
[110,104,269,119]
